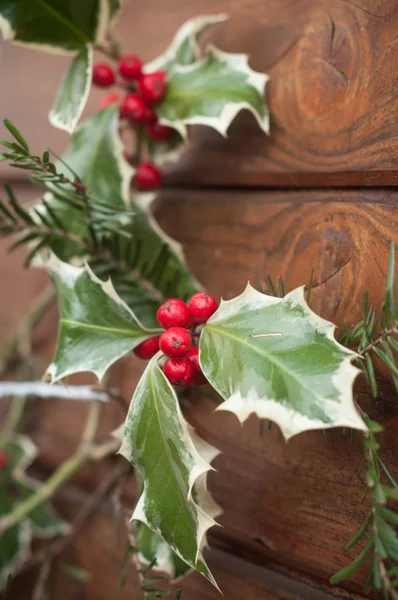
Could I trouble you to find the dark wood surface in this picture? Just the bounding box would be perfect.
[1,0,398,186]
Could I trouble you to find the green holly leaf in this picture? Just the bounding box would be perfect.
[33,106,133,261]
[0,0,109,52]
[0,484,31,591]
[121,355,219,588]
[91,193,201,328]
[49,45,93,134]
[199,284,367,440]
[145,14,228,73]
[43,252,161,382]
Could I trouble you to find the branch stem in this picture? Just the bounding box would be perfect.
[0,402,121,535]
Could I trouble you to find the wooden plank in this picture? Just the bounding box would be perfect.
[9,486,364,599]
[1,1,398,185]
[2,186,398,595]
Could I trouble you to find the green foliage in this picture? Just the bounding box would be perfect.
[0,434,67,589]
[121,355,219,588]
[199,283,366,439]
[0,0,117,132]
[339,243,398,397]
[43,253,162,383]
[331,415,398,598]
[49,46,93,134]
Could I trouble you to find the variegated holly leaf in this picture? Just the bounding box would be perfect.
[0,0,109,52]
[145,14,228,74]
[49,45,93,134]
[91,193,201,328]
[121,355,219,588]
[132,427,220,582]
[199,284,367,440]
[0,0,114,132]
[33,106,133,261]
[5,434,69,537]
[157,45,269,139]
[144,14,227,163]
[43,252,161,382]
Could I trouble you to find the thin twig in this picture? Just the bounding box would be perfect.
[31,557,52,600]
[0,402,121,535]
[0,382,111,402]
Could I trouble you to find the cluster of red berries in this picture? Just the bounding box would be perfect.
[92,55,173,191]
[134,292,219,387]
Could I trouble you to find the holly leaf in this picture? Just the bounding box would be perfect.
[33,106,133,261]
[0,484,31,591]
[145,14,228,73]
[121,355,219,588]
[158,45,269,139]
[5,434,69,537]
[42,252,161,382]
[49,45,93,134]
[0,0,109,52]
[91,193,201,328]
[199,284,367,440]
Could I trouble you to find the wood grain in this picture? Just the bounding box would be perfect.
[2,186,397,597]
[1,0,398,185]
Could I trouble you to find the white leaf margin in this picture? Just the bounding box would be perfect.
[144,13,228,73]
[49,45,93,134]
[120,358,220,589]
[41,252,161,383]
[202,283,367,440]
[159,44,270,139]
[0,519,32,591]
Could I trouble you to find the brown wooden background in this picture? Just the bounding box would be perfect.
[1,0,398,598]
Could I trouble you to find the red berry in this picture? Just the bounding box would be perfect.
[139,70,168,103]
[0,451,8,470]
[118,54,142,80]
[134,336,160,359]
[148,121,174,141]
[157,298,191,329]
[120,94,147,123]
[188,292,218,323]
[187,347,200,372]
[99,92,120,110]
[159,327,191,358]
[187,348,207,385]
[143,105,157,125]
[92,63,115,88]
[134,162,162,190]
[163,357,194,386]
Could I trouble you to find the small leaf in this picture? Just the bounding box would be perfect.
[346,513,371,550]
[2,120,29,153]
[49,45,93,134]
[121,355,219,588]
[42,253,161,382]
[18,481,69,537]
[200,284,366,440]
[158,46,269,139]
[330,537,374,584]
